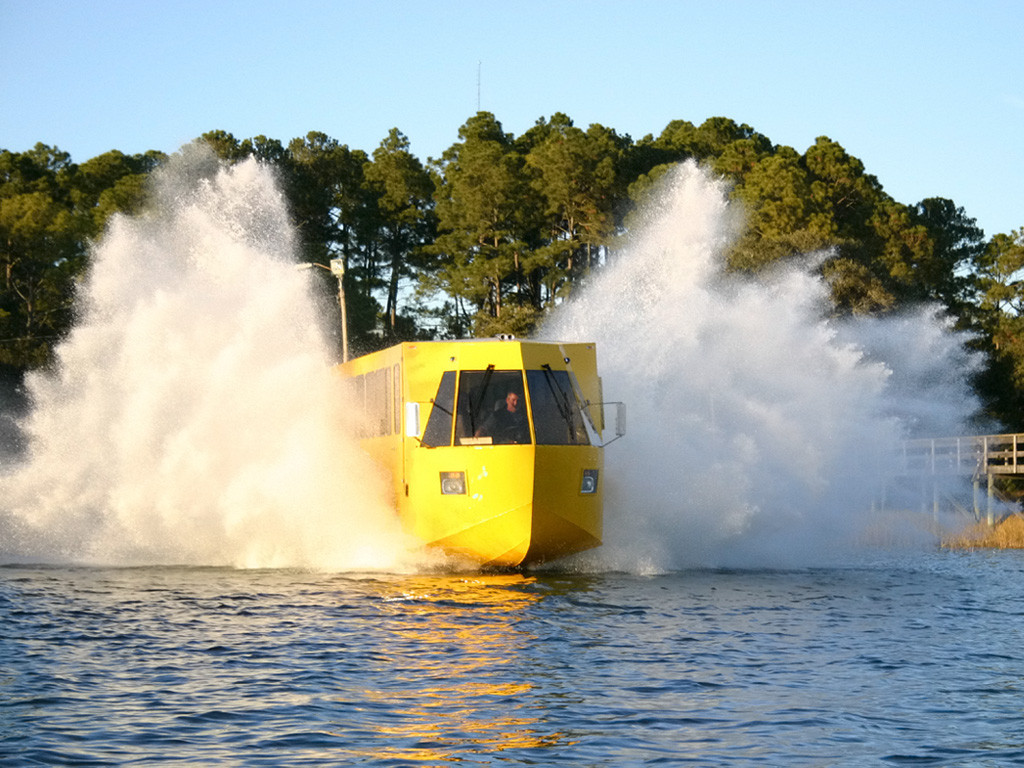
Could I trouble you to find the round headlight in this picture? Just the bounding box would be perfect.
[440,471,467,495]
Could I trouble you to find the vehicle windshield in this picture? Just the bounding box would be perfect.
[526,368,590,445]
[456,370,529,445]
[423,367,591,447]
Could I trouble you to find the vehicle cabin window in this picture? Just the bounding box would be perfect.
[421,371,456,447]
[456,370,530,445]
[526,369,590,445]
[349,366,394,438]
[419,367,590,447]
[393,363,401,434]
[377,367,391,435]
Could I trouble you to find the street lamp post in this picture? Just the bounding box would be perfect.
[329,257,349,363]
[297,259,349,363]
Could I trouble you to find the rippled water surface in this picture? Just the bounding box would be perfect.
[4,550,1024,766]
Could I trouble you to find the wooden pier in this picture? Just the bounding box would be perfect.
[896,434,1024,523]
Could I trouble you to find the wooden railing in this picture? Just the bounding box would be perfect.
[899,434,1024,477]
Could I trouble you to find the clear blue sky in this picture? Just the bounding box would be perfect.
[2,0,1021,237]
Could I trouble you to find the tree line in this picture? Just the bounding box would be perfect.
[2,112,1023,427]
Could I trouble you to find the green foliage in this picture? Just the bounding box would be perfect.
[198,130,247,162]
[729,147,834,271]
[472,302,541,338]
[525,119,623,294]
[286,131,371,263]
[365,128,436,341]
[429,112,532,331]
[4,114,1022,426]
[911,197,985,316]
[976,228,1024,315]
[73,149,165,231]
[0,145,90,366]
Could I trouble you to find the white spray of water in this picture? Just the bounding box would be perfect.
[545,162,981,571]
[0,156,981,573]
[0,147,423,570]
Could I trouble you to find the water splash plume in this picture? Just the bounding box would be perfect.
[0,146,423,570]
[0,154,982,574]
[544,162,981,571]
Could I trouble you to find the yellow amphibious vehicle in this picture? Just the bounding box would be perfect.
[337,337,624,567]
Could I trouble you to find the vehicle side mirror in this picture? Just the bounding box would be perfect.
[595,402,626,446]
[405,402,421,438]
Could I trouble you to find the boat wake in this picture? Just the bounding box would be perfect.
[543,162,981,571]
[0,146,425,570]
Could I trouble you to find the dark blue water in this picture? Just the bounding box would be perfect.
[3,550,1024,766]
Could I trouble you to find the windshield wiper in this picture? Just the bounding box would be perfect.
[540,364,577,436]
[468,365,495,435]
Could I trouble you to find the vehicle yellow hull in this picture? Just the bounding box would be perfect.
[337,339,614,568]
[404,444,603,567]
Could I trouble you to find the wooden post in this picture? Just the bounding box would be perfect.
[987,472,995,526]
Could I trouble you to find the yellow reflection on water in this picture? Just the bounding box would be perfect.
[346,573,568,763]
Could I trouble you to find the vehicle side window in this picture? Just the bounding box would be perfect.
[421,371,456,447]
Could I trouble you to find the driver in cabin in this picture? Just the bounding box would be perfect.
[476,389,530,444]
